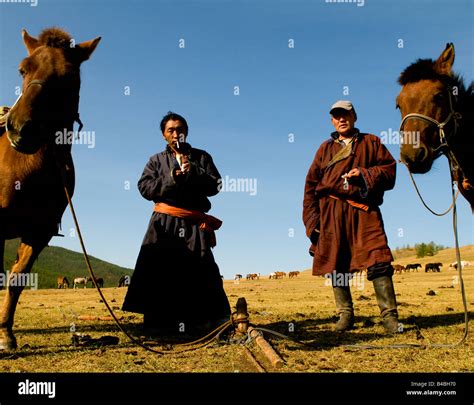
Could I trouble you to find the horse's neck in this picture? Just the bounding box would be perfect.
[450,115,473,180]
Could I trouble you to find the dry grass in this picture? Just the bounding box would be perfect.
[0,245,472,373]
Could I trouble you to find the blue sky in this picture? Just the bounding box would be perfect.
[0,0,472,278]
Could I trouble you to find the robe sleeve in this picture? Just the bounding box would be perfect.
[358,138,396,200]
[185,152,222,197]
[137,155,176,201]
[303,147,324,240]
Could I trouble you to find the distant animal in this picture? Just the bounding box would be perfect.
[246,273,259,280]
[234,274,242,281]
[288,271,300,278]
[425,262,442,273]
[269,272,276,280]
[405,263,421,272]
[73,277,91,289]
[393,265,405,274]
[449,261,471,270]
[90,277,103,288]
[274,271,286,279]
[118,275,130,287]
[57,276,69,289]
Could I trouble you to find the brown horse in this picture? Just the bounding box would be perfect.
[0,28,100,350]
[397,43,474,211]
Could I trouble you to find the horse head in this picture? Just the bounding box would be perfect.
[396,43,460,174]
[6,28,100,154]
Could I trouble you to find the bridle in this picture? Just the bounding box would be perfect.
[399,85,463,173]
[5,78,83,149]
[399,85,463,216]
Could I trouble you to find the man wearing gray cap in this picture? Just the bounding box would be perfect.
[303,100,400,334]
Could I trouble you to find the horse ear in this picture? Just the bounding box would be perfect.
[434,43,455,75]
[75,37,101,62]
[22,29,39,55]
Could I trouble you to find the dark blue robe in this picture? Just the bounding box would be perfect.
[122,145,230,327]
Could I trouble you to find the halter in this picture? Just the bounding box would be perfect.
[5,79,83,149]
[399,85,463,216]
[399,86,463,171]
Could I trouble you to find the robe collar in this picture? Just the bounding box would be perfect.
[330,128,362,143]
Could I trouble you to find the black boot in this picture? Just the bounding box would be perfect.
[372,276,400,334]
[332,286,354,332]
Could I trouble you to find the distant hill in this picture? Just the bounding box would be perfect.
[3,239,133,289]
[391,244,474,268]
[392,246,419,260]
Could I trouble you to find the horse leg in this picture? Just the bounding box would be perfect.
[0,237,49,350]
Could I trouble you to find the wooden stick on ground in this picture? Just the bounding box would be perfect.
[248,326,284,368]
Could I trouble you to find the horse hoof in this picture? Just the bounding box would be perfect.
[0,329,17,351]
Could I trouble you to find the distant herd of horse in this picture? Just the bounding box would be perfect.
[234,263,471,280]
[56,275,130,289]
[393,261,471,274]
[234,271,301,281]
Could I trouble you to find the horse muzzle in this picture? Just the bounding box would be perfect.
[400,145,433,174]
[7,119,49,154]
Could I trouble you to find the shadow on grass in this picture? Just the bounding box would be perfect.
[252,311,471,352]
[0,320,233,360]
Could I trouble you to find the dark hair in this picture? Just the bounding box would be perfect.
[160,111,188,134]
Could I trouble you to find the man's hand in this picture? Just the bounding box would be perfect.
[175,154,190,175]
[345,168,360,178]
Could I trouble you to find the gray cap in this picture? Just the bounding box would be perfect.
[330,100,357,118]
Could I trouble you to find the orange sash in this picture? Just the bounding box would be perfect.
[329,194,370,212]
[153,202,222,247]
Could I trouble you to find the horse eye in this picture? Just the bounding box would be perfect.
[395,104,400,110]
[434,92,444,102]
[19,68,26,77]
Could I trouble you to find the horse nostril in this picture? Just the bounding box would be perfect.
[417,148,425,161]
[19,120,37,139]
[6,116,16,133]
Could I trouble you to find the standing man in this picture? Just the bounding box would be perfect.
[123,112,231,333]
[303,101,400,334]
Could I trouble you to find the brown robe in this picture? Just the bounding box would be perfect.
[303,130,396,276]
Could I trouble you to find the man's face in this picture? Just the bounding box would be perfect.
[162,119,187,147]
[331,109,356,137]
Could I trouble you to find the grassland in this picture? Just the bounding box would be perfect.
[0,245,472,373]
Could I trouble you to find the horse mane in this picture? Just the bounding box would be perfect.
[399,58,474,115]
[37,27,72,49]
[398,58,446,85]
